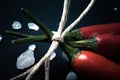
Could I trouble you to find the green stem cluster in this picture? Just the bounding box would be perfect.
[65,29,83,41]
[6,8,84,44]
[6,8,81,63]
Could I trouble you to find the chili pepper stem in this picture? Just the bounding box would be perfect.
[65,29,83,41]
[69,37,97,50]
[60,43,79,62]
[21,8,53,38]
[12,35,49,44]
[6,30,50,44]
[6,30,32,38]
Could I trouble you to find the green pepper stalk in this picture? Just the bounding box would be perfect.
[12,35,49,44]
[60,43,79,62]
[21,8,53,38]
[6,30,32,38]
[65,29,83,41]
[69,37,97,50]
[6,30,49,44]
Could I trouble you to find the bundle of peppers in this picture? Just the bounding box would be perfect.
[65,22,120,80]
[6,8,120,80]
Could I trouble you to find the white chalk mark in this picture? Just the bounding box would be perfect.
[16,45,36,70]
[12,21,22,30]
[28,22,39,31]
[50,52,56,60]
[0,35,2,42]
[66,71,78,80]
[28,44,36,51]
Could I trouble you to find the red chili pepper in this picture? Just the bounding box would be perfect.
[72,50,120,80]
[62,44,120,80]
[70,34,120,60]
[66,22,120,40]
[80,22,120,39]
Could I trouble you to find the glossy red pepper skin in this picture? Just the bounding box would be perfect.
[96,34,120,59]
[61,44,120,80]
[78,22,120,39]
[72,50,120,80]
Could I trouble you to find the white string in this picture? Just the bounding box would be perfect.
[61,0,95,38]
[26,0,71,79]
[45,0,70,80]
[25,41,59,80]
[52,0,70,43]
[45,58,50,80]
[57,0,70,34]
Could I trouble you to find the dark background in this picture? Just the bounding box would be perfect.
[0,0,120,80]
